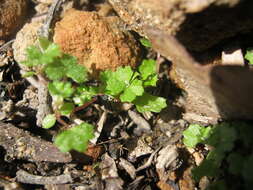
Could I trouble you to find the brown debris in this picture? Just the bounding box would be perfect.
[0,177,23,190]
[85,145,103,161]
[178,166,195,190]
[128,110,151,136]
[0,0,29,40]
[0,122,71,163]
[118,158,136,179]
[16,170,72,185]
[53,9,141,77]
[156,145,179,181]
[100,153,123,190]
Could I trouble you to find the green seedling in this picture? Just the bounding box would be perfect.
[140,37,152,48]
[55,122,95,152]
[21,37,167,153]
[183,122,253,190]
[245,50,253,65]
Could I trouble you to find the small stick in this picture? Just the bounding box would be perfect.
[55,112,68,127]
[0,39,15,51]
[136,147,161,172]
[34,0,63,126]
[16,170,72,185]
[71,97,97,114]
[38,0,63,38]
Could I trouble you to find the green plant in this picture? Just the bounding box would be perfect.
[183,122,253,190]
[22,37,167,152]
[140,37,152,48]
[245,50,253,65]
[55,122,94,152]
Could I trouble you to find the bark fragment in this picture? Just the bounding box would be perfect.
[0,122,72,163]
[16,170,72,185]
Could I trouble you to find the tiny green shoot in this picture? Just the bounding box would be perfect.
[245,50,253,65]
[42,114,56,129]
[140,37,152,48]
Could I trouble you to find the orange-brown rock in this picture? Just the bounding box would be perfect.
[0,0,28,40]
[53,9,141,76]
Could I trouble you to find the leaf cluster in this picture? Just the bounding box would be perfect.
[21,38,167,153]
[183,122,253,190]
[100,59,166,113]
[22,38,88,83]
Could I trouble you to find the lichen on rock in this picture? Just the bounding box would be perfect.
[53,9,141,76]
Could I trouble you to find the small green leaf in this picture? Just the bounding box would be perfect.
[61,54,88,83]
[54,122,95,152]
[245,50,253,65]
[205,123,236,152]
[114,66,134,85]
[22,42,61,67]
[59,102,75,116]
[21,71,36,78]
[51,95,64,110]
[192,159,220,182]
[140,38,152,48]
[100,70,112,83]
[100,67,133,96]
[43,43,61,63]
[100,70,118,95]
[139,59,156,80]
[44,62,66,80]
[133,92,167,113]
[206,149,225,166]
[42,114,56,129]
[73,86,98,106]
[143,74,158,87]
[67,63,88,83]
[120,79,144,102]
[227,153,244,175]
[183,124,212,148]
[22,46,42,67]
[39,37,51,50]
[48,81,75,98]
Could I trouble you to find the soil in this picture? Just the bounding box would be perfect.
[0,0,253,190]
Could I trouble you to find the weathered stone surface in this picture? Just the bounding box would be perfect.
[12,21,43,64]
[146,28,253,124]
[0,0,29,40]
[108,0,253,51]
[53,9,141,76]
